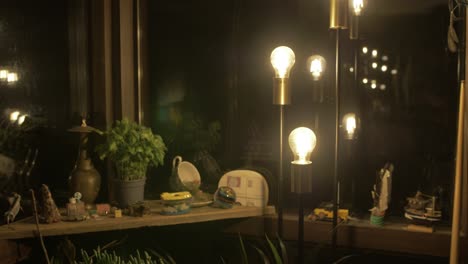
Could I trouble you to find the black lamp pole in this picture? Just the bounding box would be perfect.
[350,3,361,216]
[329,0,348,254]
[279,104,285,237]
[291,163,312,264]
[273,76,291,238]
[298,191,304,263]
[332,27,341,253]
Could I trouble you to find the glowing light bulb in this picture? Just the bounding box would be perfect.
[7,72,18,82]
[10,111,20,122]
[352,0,364,16]
[372,49,378,57]
[0,69,8,79]
[371,80,377,89]
[270,46,296,78]
[342,113,358,140]
[307,55,326,81]
[381,65,388,72]
[372,62,378,69]
[362,47,368,54]
[391,69,398,75]
[379,84,386,90]
[288,127,316,165]
[382,55,389,61]
[362,78,368,84]
[349,67,354,73]
[18,115,27,125]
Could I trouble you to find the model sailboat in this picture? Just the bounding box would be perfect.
[404,191,442,224]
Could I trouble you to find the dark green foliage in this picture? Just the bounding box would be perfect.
[251,244,270,264]
[238,233,249,264]
[146,248,176,264]
[159,112,221,158]
[52,240,173,264]
[277,235,288,264]
[238,234,287,264]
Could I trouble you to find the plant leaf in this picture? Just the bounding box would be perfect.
[239,233,249,264]
[250,243,271,264]
[277,234,288,264]
[333,254,360,263]
[265,234,282,264]
[220,256,227,264]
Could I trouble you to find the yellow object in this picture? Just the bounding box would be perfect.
[311,207,349,221]
[114,209,122,218]
[161,191,192,201]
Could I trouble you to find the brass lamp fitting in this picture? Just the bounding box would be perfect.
[273,77,291,105]
[330,0,349,29]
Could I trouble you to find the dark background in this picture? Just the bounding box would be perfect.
[0,0,459,263]
[0,0,458,218]
[147,0,458,219]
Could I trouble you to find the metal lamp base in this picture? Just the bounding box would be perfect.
[290,163,312,194]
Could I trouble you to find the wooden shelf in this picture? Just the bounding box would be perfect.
[0,204,275,240]
[224,212,466,259]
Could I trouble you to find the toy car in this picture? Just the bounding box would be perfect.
[307,202,349,222]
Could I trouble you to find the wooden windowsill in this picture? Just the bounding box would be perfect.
[224,211,466,259]
[0,203,275,240]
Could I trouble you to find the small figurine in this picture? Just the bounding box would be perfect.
[39,184,61,224]
[369,162,393,225]
[124,201,151,217]
[65,192,87,221]
[4,193,21,225]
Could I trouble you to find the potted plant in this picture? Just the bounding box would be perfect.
[95,119,167,207]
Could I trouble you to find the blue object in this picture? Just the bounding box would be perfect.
[213,186,237,209]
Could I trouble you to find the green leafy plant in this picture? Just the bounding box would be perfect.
[95,119,167,181]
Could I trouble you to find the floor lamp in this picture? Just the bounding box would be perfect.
[270,46,296,238]
[329,0,348,252]
[289,127,317,264]
[450,5,466,263]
